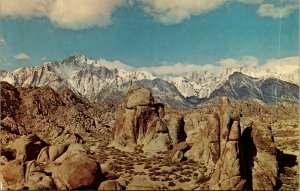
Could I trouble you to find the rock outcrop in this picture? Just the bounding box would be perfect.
[50,154,102,189]
[186,97,279,190]
[24,172,55,190]
[110,86,186,153]
[209,121,245,190]
[98,180,122,190]
[183,112,205,143]
[0,81,21,119]
[242,122,279,190]
[185,112,220,173]
[2,160,25,186]
[0,82,287,190]
[1,136,103,190]
[37,143,69,163]
[8,134,46,162]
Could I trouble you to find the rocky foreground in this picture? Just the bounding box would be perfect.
[0,81,299,190]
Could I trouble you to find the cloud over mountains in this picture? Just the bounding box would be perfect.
[0,0,298,30]
[97,56,299,76]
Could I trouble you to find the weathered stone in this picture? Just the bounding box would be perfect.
[171,142,191,157]
[37,143,70,163]
[49,143,69,162]
[126,176,159,190]
[51,154,102,189]
[183,112,203,143]
[185,112,220,171]
[98,180,122,190]
[54,143,86,163]
[220,96,239,154]
[9,134,46,162]
[208,97,245,190]
[25,160,38,181]
[37,147,49,163]
[2,160,25,185]
[125,86,154,109]
[251,122,278,190]
[0,81,21,119]
[111,86,185,153]
[172,150,184,163]
[24,172,54,190]
[164,113,186,145]
[208,112,220,143]
[229,121,240,141]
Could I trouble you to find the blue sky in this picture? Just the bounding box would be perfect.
[0,0,298,73]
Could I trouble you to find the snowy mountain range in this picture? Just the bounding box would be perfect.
[0,55,298,109]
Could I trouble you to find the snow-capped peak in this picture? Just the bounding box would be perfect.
[0,54,298,104]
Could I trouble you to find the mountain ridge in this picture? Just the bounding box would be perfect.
[0,55,298,109]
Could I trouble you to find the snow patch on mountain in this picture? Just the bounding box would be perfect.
[0,55,298,108]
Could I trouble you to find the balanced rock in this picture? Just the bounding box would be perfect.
[125,86,154,109]
[110,86,186,153]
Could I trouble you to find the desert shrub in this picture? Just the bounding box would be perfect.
[107,163,123,173]
[168,182,176,187]
[105,173,119,180]
[197,175,210,184]
[125,166,134,170]
[144,164,151,169]
[150,176,158,181]
[192,172,199,179]
[127,169,134,174]
[153,167,160,171]
[284,168,297,176]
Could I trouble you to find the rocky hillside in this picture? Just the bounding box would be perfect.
[0,83,298,190]
[0,55,298,109]
[207,72,299,104]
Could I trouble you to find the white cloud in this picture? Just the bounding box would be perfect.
[235,0,263,4]
[240,56,259,67]
[217,56,258,68]
[138,0,228,25]
[0,0,297,29]
[139,63,219,76]
[217,58,239,68]
[97,58,134,71]
[95,55,298,77]
[41,57,47,61]
[0,0,49,18]
[13,53,30,60]
[48,0,124,30]
[0,36,5,45]
[263,56,299,74]
[0,0,124,30]
[257,3,298,19]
